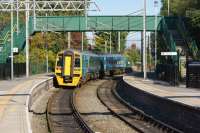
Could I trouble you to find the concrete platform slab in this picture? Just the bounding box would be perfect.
[0,74,52,133]
[124,74,200,107]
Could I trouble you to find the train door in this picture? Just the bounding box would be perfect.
[55,54,63,76]
[63,52,73,83]
[74,54,81,76]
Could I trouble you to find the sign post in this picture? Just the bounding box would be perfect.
[161,51,178,85]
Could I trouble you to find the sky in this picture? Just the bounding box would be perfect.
[88,0,162,49]
[89,0,162,16]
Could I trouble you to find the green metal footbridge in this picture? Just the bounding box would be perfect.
[0,15,163,63]
[0,0,199,81]
[0,15,199,64]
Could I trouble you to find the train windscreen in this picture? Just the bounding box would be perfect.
[57,55,63,67]
[74,58,80,68]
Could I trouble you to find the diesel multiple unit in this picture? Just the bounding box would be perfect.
[54,49,130,87]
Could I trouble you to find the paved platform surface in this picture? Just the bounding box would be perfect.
[124,74,200,108]
[0,74,52,133]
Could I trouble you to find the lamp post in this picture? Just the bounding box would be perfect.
[143,0,147,80]
[109,32,112,54]
[16,0,19,34]
[105,41,107,53]
[11,0,14,80]
[118,32,121,53]
[84,0,87,51]
[33,0,36,30]
[81,32,84,51]
[25,0,30,77]
[168,0,170,16]
[104,32,112,54]
[68,32,71,49]
[154,0,158,70]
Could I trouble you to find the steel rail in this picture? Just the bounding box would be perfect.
[47,88,94,133]
[97,79,181,133]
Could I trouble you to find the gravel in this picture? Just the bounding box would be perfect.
[30,87,59,133]
[75,80,136,133]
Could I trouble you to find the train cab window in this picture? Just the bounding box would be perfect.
[75,58,80,67]
[57,56,63,67]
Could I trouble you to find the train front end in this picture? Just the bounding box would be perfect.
[55,50,82,87]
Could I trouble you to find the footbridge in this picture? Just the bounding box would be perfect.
[0,0,198,80]
[0,15,162,64]
[34,16,162,32]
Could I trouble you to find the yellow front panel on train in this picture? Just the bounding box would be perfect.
[64,56,71,76]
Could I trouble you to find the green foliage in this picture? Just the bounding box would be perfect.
[161,0,200,16]
[124,48,140,65]
[94,32,128,53]
[14,53,26,63]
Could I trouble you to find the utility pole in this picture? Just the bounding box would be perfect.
[45,34,48,73]
[25,0,30,77]
[148,35,152,72]
[168,0,170,16]
[143,0,147,79]
[33,0,36,30]
[45,14,48,73]
[16,0,19,34]
[11,1,14,80]
[105,41,107,53]
[81,32,84,51]
[118,32,121,53]
[26,0,29,78]
[110,32,112,54]
[154,0,158,69]
[68,32,71,49]
[141,32,143,73]
[85,0,88,30]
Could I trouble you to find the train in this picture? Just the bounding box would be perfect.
[54,49,131,87]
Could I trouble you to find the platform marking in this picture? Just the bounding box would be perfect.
[0,80,33,120]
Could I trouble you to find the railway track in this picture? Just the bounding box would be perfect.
[97,79,181,133]
[47,88,93,133]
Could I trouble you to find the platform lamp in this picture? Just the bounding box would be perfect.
[143,0,147,80]
[154,0,158,70]
[104,32,112,54]
[10,0,14,80]
[168,0,170,16]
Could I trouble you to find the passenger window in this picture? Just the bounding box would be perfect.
[75,58,80,67]
[57,56,63,67]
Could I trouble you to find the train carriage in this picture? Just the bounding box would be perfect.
[54,49,130,87]
[55,49,101,87]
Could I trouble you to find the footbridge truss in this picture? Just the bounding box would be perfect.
[34,16,162,32]
[0,0,98,11]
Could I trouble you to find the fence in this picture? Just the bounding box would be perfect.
[0,63,26,80]
[0,62,48,80]
[156,64,179,86]
[186,61,200,88]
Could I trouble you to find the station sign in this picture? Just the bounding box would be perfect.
[161,52,177,56]
[13,47,18,53]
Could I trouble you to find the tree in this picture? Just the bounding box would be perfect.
[94,32,128,53]
[124,48,140,65]
[161,0,200,16]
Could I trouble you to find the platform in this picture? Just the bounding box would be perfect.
[0,74,52,133]
[123,74,200,108]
